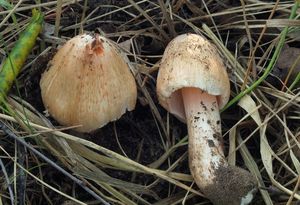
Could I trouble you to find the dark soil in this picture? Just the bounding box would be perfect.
[1,1,299,205]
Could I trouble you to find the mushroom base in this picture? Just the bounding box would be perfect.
[202,165,257,205]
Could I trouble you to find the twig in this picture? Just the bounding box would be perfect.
[241,0,279,89]
[0,121,110,205]
[127,0,170,41]
[0,0,23,29]
[158,0,176,38]
[16,142,26,205]
[0,157,14,205]
[53,0,63,45]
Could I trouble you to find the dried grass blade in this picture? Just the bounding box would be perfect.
[0,112,200,195]
[237,135,273,205]
[0,125,105,205]
[283,115,300,174]
[127,0,169,41]
[237,95,273,204]
[228,127,236,166]
[75,169,154,196]
[158,0,176,38]
[238,94,300,200]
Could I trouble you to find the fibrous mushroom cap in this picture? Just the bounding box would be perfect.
[156,33,230,121]
[40,34,137,132]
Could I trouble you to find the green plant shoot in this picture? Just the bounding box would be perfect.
[220,1,299,112]
[0,9,44,102]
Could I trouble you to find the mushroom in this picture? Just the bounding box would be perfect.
[40,34,137,132]
[156,34,257,205]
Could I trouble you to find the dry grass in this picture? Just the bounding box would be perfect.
[0,0,299,204]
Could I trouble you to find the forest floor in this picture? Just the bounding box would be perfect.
[0,0,299,205]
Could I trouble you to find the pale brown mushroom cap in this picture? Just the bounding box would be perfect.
[40,34,137,132]
[156,33,230,122]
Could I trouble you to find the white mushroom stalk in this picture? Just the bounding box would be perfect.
[182,88,256,205]
[182,88,225,184]
[156,34,257,205]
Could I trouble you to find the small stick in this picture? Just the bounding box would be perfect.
[0,121,110,205]
[0,157,14,205]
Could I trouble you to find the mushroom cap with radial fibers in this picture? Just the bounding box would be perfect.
[156,33,230,121]
[40,34,137,132]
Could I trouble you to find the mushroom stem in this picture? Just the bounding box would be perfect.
[182,87,257,205]
[182,87,226,187]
